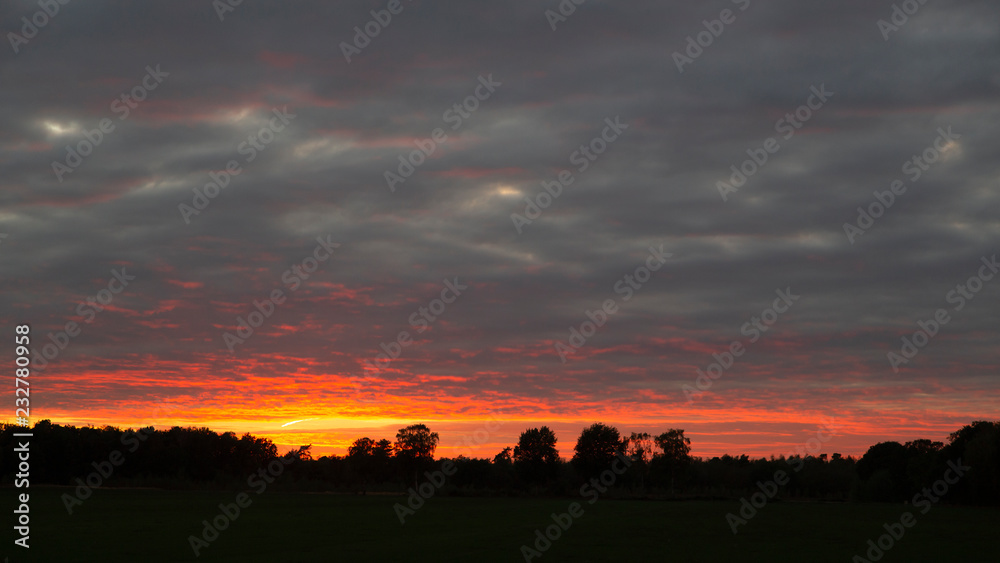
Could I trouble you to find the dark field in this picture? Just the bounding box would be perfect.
[7,487,998,562]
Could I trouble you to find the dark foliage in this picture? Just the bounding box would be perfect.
[3,420,997,505]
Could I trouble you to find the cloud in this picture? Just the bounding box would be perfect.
[1,0,997,456]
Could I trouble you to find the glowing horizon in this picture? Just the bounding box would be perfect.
[3,0,998,477]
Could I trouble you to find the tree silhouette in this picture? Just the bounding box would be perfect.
[626,432,654,489]
[344,437,394,492]
[654,429,691,461]
[513,427,560,485]
[572,423,625,478]
[285,444,312,461]
[373,438,393,458]
[372,439,394,484]
[394,424,439,459]
[856,441,910,501]
[394,424,439,487]
[348,437,376,458]
[905,439,944,454]
[493,446,513,465]
[652,429,691,493]
[945,420,1000,503]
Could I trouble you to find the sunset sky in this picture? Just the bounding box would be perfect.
[2,0,997,461]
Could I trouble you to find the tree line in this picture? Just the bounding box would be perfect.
[2,419,997,504]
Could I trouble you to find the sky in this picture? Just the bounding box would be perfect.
[1,0,998,461]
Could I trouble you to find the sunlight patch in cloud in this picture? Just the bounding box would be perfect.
[41,120,79,136]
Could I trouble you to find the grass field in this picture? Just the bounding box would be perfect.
[9,487,999,562]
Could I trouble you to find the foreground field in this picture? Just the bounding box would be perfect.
[9,487,999,562]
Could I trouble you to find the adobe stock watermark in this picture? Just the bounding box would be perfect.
[683,287,799,403]
[511,116,628,234]
[7,0,71,54]
[520,453,632,561]
[851,458,970,562]
[555,245,670,363]
[212,0,245,22]
[877,0,932,41]
[843,126,959,244]
[51,65,169,182]
[394,411,503,524]
[179,106,296,224]
[61,398,183,515]
[222,235,340,352]
[340,0,414,63]
[887,253,997,373]
[349,278,469,402]
[716,84,833,202]
[362,277,468,374]
[188,455,297,557]
[544,0,586,31]
[31,268,137,371]
[726,418,838,533]
[384,74,500,192]
[671,0,751,73]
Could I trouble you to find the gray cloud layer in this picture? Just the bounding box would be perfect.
[1,0,997,451]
